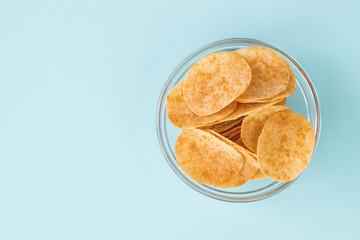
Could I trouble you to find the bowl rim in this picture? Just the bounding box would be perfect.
[156,38,321,202]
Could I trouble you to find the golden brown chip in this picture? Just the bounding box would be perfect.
[222,125,241,138]
[201,117,243,134]
[270,68,296,100]
[175,129,243,186]
[223,98,284,122]
[218,153,258,188]
[234,136,247,149]
[250,169,266,180]
[276,98,287,106]
[235,47,290,101]
[257,111,315,182]
[183,51,251,116]
[236,67,295,103]
[202,118,246,148]
[226,129,242,143]
[166,81,237,128]
[202,118,243,142]
[226,129,241,141]
[241,106,291,152]
[230,134,241,144]
[205,130,259,188]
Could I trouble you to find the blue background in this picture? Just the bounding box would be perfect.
[1,0,359,239]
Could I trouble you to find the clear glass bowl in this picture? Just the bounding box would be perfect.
[156,38,321,202]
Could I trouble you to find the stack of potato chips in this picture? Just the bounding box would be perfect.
[166,47,315,188]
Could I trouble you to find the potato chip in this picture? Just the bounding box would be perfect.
[241,106,291,152]
[222,98,284,122]
[218,153,258,188]
[226,129,242,141]
[166,81,237,128]
[175,129,243,186]
[205,130,258,188]
[230,134,241,144]
[201,117,243,134]
[203,118,242,141]
[250,169,266,180]
[202,118,247,148]
[183,51,251,116]
[203,118,250,149]
[236,67,296,103]
[226,128,242,142]
[270,68,296,100]
[276,98,287,106]
[257,111,315,182]
[234,136,247,149]
[235,47,290,101]
[222,125,241,138]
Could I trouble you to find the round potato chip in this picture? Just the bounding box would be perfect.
[175,129,243,186]
[183,51,251,116]
[250,169,266,180]
[235,47,290,101]
[236,67,296,103]
[257,111,315,182]
[241,106,291,152]
[205,130,259,188]
[166,81,237,129]
[222,98,284,122]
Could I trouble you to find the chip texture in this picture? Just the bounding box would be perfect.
[250,169,266,180]
[235,47,290,101]
[234,136,247,149]
[223,98,284,122]
[205,130,259,188]
[237,67,296,103]
[270,67,296,100]
[175,129,243,186]
[202,117,244,134]
[183,51,251,116]
[276,98,287,106]
[202,118,245,147]
[257,111,315,182]
[241,106,291,152]
[166,81,237,128]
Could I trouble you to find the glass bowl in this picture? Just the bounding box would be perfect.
[156,38,321,202]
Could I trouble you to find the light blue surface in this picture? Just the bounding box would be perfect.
[0,0,359,239]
